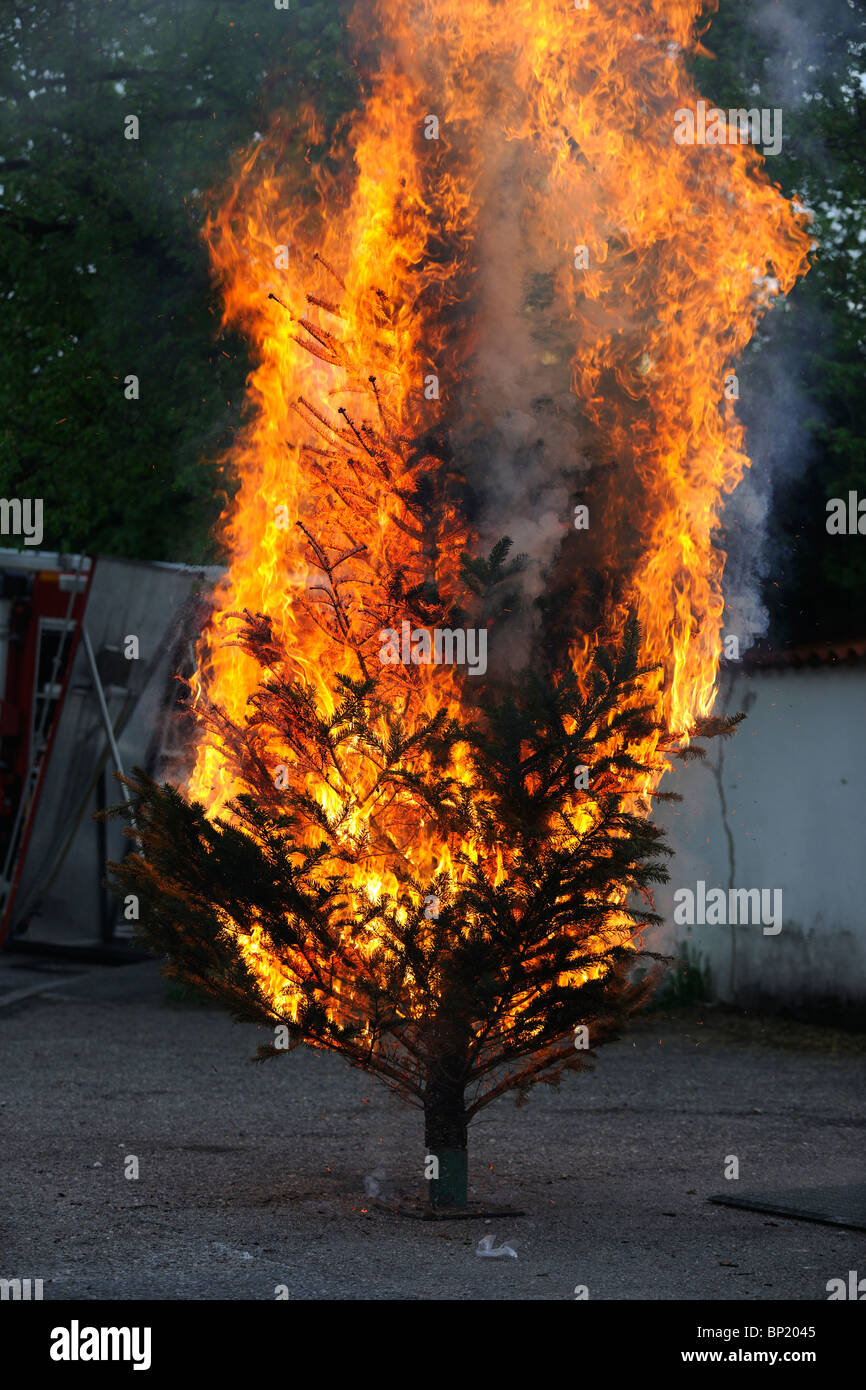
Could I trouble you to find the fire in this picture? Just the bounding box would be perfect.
[187,1,811,1018]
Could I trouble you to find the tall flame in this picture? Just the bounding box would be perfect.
[187,0,811,1012]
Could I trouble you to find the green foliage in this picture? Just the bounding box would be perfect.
[651,939,712,1008]
[0,0,357,560]
[693,0,866,642]
[107,591,680,1122]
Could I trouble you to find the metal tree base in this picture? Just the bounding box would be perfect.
[369,1148,525,1220]
[429,1147,468,1209]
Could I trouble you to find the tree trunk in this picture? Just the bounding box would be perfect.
[423,1063,468,1208]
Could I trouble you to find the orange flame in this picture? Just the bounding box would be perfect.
[187,0,811,1017]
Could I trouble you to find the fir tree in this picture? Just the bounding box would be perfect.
[108,575,739,1208]
[107,269,743,1211]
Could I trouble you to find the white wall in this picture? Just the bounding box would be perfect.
[648,664,866,1015]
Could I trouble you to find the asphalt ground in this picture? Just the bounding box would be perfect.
[1,957,864,1300]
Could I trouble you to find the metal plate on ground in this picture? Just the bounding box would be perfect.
[710,1184,866,1231]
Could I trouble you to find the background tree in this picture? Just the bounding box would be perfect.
[0,0,356,559]
[692,0,866,644]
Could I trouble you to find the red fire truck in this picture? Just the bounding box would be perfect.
[0,549,218,957]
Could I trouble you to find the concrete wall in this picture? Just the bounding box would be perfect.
[648,664,866,1019]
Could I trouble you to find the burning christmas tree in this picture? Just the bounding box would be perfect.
[109,0,811,1210]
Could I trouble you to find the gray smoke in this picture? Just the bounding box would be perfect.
[451,140,593,667]
[716,0,860,652]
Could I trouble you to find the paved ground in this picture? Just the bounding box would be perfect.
[1,955,864,1300]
